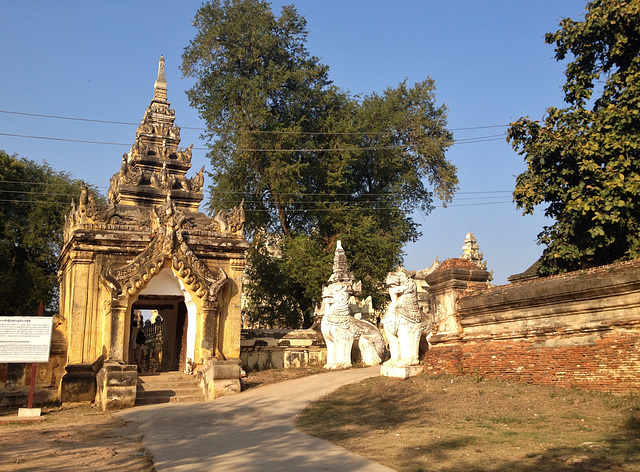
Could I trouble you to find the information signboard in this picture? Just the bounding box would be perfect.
[0,316,54,363]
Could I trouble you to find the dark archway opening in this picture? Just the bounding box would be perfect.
[131,295,188,372]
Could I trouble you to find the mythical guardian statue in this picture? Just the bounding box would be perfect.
[383,268,432,367]
[321,282,385,369]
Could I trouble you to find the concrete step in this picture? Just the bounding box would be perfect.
[135,371,204,406]
[136,387,203,398]
[138,372,197,384]
[137,381,200,391]
[135,394,205,406]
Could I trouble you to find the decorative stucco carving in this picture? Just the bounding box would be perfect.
[107,56,199,209]
[209,200,245,235]
[460,232,487,270]
[149,163,177,191]
[64,183,119,239]
[103,194,228,301]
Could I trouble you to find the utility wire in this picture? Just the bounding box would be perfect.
[0,109,510,133]
[0,180,514,197]
[0,197,513,209]
[0,131,506,150]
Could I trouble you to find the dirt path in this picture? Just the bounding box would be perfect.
[0,367,324,472]
[0,405,152,472]
[119,366,391,472]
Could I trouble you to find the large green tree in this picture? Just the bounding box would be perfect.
[182,0,457,327]
[0,151,85,315]
[508,0,640,275]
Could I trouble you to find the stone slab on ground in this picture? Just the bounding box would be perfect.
[380,364,423,379]
[17,407,41,417]
[120,366,395,472]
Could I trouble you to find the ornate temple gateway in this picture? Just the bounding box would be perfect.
[58,57,249,409]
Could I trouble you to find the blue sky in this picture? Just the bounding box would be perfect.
[0,1,588,284]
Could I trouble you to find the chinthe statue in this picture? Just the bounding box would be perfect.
[321,282,385,369]
[381,268,432,378]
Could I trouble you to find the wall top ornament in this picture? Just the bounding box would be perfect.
[460,232,488,271]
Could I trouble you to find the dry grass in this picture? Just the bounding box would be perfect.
[297,373,640,472]
[1,370,638,471]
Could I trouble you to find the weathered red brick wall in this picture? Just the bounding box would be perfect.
[423,260,640,393]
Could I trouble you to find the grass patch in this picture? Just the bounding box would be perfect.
[297,373,640,471]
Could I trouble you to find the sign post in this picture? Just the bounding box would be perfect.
[26,302,44,411]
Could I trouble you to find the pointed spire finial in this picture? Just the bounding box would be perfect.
[153,55,168,102]
[155,55,167,88]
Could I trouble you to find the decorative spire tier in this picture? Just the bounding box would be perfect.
[328,240,362,294]
[108,56,204,210]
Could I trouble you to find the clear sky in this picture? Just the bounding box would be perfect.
[0,1,588,284]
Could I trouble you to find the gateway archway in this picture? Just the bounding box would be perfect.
[57,57,249,409]
[130,268,197,373]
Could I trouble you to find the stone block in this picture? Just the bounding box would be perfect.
[60,364,97,402]
[210,379,241,399]
[207,359,241,380]
[198,358,242,400]
[380,365,424,379]
[18,408,41,417]
[96,362,138,411]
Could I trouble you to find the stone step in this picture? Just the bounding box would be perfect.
[138,372,196,384]
[135,394,204,406]
[135,371,204,406]
[136,387,203,398]
[137,380,200,391]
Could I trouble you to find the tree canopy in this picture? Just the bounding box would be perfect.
[507,0,640,275]
[182,0,457,327]
[0,151,85,315]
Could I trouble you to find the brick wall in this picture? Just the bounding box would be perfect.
[423,259,640,393]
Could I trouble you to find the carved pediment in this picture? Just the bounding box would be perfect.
[103,195,228,301]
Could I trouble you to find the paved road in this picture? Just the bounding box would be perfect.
[119,366,395,472]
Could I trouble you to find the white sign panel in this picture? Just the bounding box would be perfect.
[0,316,54,363]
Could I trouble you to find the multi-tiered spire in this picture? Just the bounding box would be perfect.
[328,240,362,294]
[107,56,203,210]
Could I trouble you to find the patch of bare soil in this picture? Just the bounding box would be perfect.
[241,365,326,390]
[0,367,325,471]
[297,373,640,472]
[0,404,153,472]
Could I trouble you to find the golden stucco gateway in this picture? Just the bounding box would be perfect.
[57,57,249,409]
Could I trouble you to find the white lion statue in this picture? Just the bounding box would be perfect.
[383,268,432,367]
[321,282,385,369]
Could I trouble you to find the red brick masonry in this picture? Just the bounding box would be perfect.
[424,259,640,393]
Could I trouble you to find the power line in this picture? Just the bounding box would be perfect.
[0,195,514,209]
[0,131,506,150]
[0,180,514,206]
[0,132,131,147]
[0,189,80,197]
[0,109,509,133]
[0,198,74,205]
